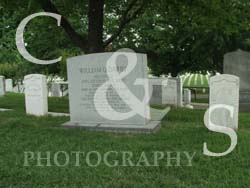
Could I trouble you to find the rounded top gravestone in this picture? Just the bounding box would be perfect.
[224,49,250,112]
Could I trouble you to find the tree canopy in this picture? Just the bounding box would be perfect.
[1,0,250,79]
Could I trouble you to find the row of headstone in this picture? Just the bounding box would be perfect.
[149,77,183,107]
[0,75,67,97]
[0,77,14,95]
[0,77,25,94]
[9,52,168,133]
[8,53,241,133]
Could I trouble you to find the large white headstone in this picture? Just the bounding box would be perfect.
[65,52,151,127]
[224,49,250,112]
[24,74,48,116]
[209,74,239,130]
[0,76,5,96]
[5,79,13,92]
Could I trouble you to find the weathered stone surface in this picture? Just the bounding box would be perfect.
[0,76,5,96]
[224,49,250,112]
[183,89,191,104]
[51,83,61,97]
[66,52,151,126]
[209,74,239,130]
[175,77,183,107]
[162,78,178,106]
[149,78,164,105]
[149,78,178,107]
[5,79,13,92]
[24,74,48,116]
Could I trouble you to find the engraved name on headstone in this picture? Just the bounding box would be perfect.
[66,52,151,126]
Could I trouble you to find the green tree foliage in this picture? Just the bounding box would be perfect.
[112,0,250,75]
[0,63,18,78]
[1,0,250,78]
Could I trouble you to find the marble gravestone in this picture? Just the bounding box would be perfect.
[51,83,61,97]
[162,78,178,106]
[13,85,19,93]
[175,77,183,107]
[183,89,191,104]
[0,76,5,96]
[5,79,13,92]
[63,52,167,133]
[15,81,24,93]
[24,74,48,116]
[149,78,165,105]
[209,74,239,130]
[18,83,25,93]
[224,49,250,112]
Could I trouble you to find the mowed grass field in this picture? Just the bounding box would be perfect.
[0,93,250,187]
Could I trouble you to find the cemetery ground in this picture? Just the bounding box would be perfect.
[0,93,249,187]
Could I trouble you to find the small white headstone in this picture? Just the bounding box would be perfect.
[209,74,239,130]
[0,76,5,96]
[19,84,25,93]
[162,79,177,106]
[51,83,61,97]
[175,77,183,107]
[183,89,191,104]
[13,86,19,93]
[149,78,164,105]
[24,74,48,116]
[5,79,13,92]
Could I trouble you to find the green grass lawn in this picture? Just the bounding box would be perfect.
[192,98,209,104]
[0,93,250,187]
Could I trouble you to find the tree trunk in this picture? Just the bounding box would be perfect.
[87,0,105,53]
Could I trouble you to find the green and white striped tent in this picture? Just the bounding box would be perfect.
[180,72,220,88]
